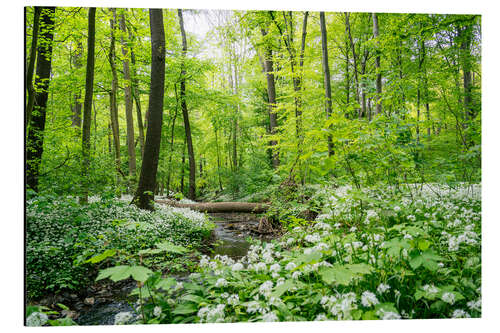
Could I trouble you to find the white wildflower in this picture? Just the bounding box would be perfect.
[377,309,401,320]
[441,292,456,305]
[315,313,328,321]
[305,233,321,243]
[423,284,439,295]
[26,312,49,327]
[259,281,274,297]
[114,311,134,325]
[153,306,162,317]
[232,262,244,271]
[254,262,267,272]
[262,311,278,322]
[361,291,379,307]
[467,299,481,311]
[227,294,239,306]
[377,283,391,294]
[452,309,470,318]
[215,278,228,288]
[246,301,261,314]
[270,263,281,273]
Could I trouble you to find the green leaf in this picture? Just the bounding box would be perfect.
[96,265,131,282]
[382,238,411,257]
[129,266,153,282]
[155,277,177,290]
[272,280,295,298]
[85,249,116,264]
[295,251,322,265]
[362,310,378,320]
[181,294,206,304]
[417,239,431,251]
[172,302,198,315]
[319,265,354,285]
[346,263,373,275]
[138,248,164,255]
[156,241,188,254]
[95,265,152,282]
[409,250,444,272]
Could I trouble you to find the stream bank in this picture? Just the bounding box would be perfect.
[72,212,276,325]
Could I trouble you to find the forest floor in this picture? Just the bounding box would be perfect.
[26,183,481,325]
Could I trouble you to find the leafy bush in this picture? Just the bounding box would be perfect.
[105,183,480,323]
[26,193,214,299]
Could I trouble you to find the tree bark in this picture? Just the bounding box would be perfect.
[178,9,196,200]
[80,7,96,204]
[214,125,224,191]
[132,8,166,210]
[180,136,186,194]
[25,6,41,128]
[319,12,334,156]
[345,13,361,115]
[108,9,122,186]
[360,48,369,119]
[372,13,382,116]
[119,10,137,182]
[260,27,279,169]
[70,42,83,128]
[156,200,269,213]
[26,7,55,192]
[460,25,474,121]
[128,32,145,156]
[166,84,179,196]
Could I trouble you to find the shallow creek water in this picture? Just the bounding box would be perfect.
[76,212,268,325]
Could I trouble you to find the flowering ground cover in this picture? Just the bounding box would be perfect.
[105,183,481,324]
[26,193,215,301]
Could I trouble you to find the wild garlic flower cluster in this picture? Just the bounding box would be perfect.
[154,183,481,324]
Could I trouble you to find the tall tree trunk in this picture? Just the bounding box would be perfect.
[178,9,196,200]
[344,22,350,116]
[272,11,308,140]
[360,49,369,119]
[108,9,122,186]
[180,137,186,194]
[70,42,83,128]
[231,60,238,173]
[372,12,382,116]
[107,122,112,154]
[128,35,145,155]
[260,27,279,169]
[295,11,308,140]
[214,126,224,191]
[132,8,166,210]
[460,25,474,121]
[80,7,96,204]
[25,6,41,128]
[345,13,361,115]
[319,12,334,156]
[119,10,136,183]
[26,7,55,192]
[166,84,179,196]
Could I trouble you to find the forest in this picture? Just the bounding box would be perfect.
[25,6,481,326]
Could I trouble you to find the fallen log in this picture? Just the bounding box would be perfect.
[156,200,269,213]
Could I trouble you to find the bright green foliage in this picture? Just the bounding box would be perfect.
[25,5,481,325]
[112,184,480,323]
[26,193,214,299]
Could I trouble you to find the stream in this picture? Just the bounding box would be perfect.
[75,212,270,325]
